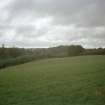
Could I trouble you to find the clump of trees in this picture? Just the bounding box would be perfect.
[68,45,84,56]
[0,44,105,69]
[82,48,105,55]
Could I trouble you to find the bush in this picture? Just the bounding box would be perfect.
[0,55,36,69]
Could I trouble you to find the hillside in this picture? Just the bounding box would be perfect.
[0,55,105,105]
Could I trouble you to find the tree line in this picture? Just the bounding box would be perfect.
[0,44,105,69]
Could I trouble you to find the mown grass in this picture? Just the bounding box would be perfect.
[0,55,105,105]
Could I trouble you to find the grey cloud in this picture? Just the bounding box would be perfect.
[0,0,105,48]
[6,0,105,27]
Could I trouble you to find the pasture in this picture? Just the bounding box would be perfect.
[0,55,105,105]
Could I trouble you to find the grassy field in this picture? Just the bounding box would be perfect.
[0,55,105,105]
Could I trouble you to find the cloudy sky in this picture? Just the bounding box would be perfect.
[0,0,105,48]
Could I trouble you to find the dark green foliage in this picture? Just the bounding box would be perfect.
[0,55,32,69]
[68,45,84,56]
[0,44,6,59]
[83,48,105,55]
[0,44,105,69]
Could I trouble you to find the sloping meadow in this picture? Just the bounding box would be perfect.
[0,55,105,105]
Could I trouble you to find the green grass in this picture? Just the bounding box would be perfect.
[0,55,105,105]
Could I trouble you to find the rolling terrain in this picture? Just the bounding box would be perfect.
[0,55,105,105]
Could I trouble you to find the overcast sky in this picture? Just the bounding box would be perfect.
[0,0,105,48]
